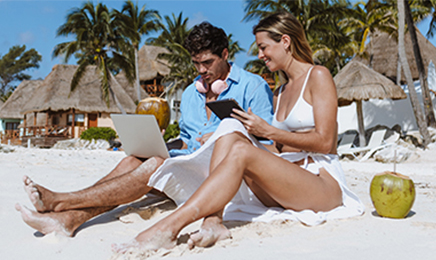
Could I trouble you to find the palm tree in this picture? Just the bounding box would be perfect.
[111,0,160,103]
[159,42,197,95]
[53,1,134,112]
[227,33,245,61]
[339,1,396,66]
[146,12,192,94]
[243,0,353,75]
[397,0,431,147]
[146,12,191,47]
[403,0,436,127]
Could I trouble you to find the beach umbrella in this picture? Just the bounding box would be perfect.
[334,60,407,147]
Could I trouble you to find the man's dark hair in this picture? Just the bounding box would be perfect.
[184,22,229,57]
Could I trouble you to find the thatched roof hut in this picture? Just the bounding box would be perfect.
[335,60,407,107]
[138,45,170,81]
[0,80,43,119]
[355,29,436,83]
[115,72,149,102]
[21,64,136,114]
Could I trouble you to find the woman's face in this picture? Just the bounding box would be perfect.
[255,31,288,72]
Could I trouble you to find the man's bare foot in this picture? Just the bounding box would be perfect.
[112,228,177,254]
[23,175,55,212]
[187,218,231,249]
[15,203,73,237]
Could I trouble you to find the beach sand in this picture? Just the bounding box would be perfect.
[1,145,435,259]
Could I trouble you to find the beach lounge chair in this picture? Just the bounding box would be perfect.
[337,133,357,156]
[338,129,394,161]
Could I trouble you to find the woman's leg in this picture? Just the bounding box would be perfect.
[114,133,341,252]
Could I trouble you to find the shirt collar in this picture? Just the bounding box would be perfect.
[227,62,240,84]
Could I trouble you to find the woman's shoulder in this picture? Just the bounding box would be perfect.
[308,65,334,87]
[310,65,331,78]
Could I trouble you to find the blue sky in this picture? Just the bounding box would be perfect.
[0,0,435,83]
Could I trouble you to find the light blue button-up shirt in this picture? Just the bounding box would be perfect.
[169,63,273,157]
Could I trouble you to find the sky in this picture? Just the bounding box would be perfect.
[0,0,435,84]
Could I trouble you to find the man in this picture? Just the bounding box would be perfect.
[16,22,273,239]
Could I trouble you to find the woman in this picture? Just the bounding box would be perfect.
[114,11,364,253]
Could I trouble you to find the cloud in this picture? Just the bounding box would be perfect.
[188,12,208,28]
[19,31,35,44]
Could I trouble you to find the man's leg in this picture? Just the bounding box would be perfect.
[17,157,165,236]
[24,155,153,212]
[15,203,115,237]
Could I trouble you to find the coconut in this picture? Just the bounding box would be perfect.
[135,97,170,130]
[369,171,415,219]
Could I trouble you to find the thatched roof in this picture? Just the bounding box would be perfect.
[354,29,436,83]
[21,64,136,114]
[138,45,170,81]
[115,72,149,102]
[0,80,43,119]
[334,60,407,107]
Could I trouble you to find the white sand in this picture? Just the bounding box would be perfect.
[1,145,436,260]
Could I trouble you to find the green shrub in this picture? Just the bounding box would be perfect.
[80,127,117,141]
[163,121,180,142]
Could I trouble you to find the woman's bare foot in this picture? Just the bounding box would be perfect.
[23,175,55,212]
[187,217,231,249]
[112,225,177,254]
[15,203,73,237]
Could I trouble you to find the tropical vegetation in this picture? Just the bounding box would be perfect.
[242,0,436,145]
[53,1,135,112]
[0,45,41,102]
[111,0,160,103]
[80,126,117,141]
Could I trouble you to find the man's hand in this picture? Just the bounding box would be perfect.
[231,107,271,138]
[196,132,213,146]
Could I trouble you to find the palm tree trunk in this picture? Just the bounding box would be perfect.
[134,48,142,104]
[109,73,127,114]
[404,0,436,127]
[398,0,430,147]
[396,53,402,86]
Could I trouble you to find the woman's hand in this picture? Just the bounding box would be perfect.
[231,107,271,138]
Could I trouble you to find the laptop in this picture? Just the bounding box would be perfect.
[111,114,170,159]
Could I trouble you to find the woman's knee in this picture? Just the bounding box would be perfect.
[227,140,253,162]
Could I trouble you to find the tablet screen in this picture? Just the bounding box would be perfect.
[206,99,244,120]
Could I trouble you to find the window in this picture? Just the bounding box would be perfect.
[67,114,85,126]
[5,122,19,130]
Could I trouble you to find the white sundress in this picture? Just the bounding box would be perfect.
[148,118,365,226]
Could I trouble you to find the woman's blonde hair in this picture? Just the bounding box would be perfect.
[253,12,314,65]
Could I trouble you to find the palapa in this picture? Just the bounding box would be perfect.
[334,60,407,147]
[137,45,170,81]
[355,29,436,83]
[115,72,149,102]
[21,64,136,115]
[0,80,43,119]
[335,60,407,106]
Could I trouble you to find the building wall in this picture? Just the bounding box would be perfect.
[98,113,115,129]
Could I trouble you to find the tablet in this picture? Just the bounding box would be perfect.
[206,99,267,141]
[206,98,244,120]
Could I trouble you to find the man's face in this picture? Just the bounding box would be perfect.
[191,49,229,86]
